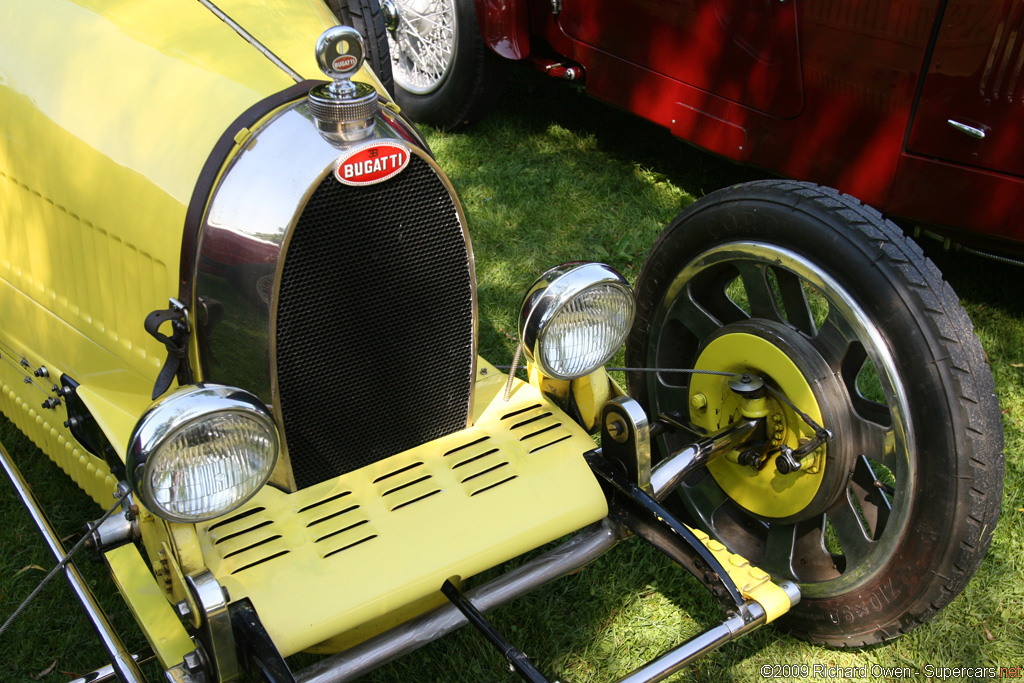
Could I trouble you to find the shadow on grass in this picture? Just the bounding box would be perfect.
[480,68,771,199]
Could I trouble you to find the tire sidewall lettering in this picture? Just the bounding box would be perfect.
[707,210,779,240]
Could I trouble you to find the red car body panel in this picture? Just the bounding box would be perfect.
[478,0,531,59]
[476,0,1024,251]
[560,0,803,119]
[908,0,1024,179]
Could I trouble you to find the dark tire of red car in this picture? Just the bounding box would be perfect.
[626,180,1004,646]
[391,0,505,131]
[327,0,395,97]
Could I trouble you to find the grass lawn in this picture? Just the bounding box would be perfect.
[0,69,1020,682]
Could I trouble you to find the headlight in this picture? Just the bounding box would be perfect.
[127,384,279,523]
[518,262,636,380]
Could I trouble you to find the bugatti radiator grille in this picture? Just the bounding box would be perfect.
[275,155,474,489]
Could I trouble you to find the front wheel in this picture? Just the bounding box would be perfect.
[626,180,1003,645]
[385,0,505,130]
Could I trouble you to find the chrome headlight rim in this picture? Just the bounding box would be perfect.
[127,383,280,524]
[518,262,636,380]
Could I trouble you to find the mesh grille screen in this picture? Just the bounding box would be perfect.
[275,156,474,489]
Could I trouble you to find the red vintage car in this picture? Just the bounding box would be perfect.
[359,0,1024,255]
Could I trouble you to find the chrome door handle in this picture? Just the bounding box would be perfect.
[947,119,986,139]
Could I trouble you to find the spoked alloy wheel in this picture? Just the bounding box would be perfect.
[385,0,505,129]
[626,181,1003,645]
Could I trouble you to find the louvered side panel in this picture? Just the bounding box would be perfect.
[0,170,169,375]
[980,0,1024,103]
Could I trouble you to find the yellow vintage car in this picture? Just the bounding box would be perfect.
[0,1,1004,682]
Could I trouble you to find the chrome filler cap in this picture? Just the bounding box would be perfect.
[308,26,379,144]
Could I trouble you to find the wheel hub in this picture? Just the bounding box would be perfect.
[689,320,854,523]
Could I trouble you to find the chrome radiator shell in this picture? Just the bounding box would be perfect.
[194,104,476,490]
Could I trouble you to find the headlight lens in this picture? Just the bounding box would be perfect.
[519,262,636,380]
[127,385,279,523]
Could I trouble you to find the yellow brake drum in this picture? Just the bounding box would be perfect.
[689,321,854,523]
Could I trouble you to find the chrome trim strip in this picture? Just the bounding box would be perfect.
[196,0,303,83]
[295,519,620,683]
[263,146,331,487]
[0,443,147,683]
[380,103,432,154]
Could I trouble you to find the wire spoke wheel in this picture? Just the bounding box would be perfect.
[383,0,505,130]
[626,180,1003,645]
[389,0,456,94]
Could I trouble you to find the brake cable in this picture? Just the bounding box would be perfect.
[609,367,830,438]
[0,488,131,638]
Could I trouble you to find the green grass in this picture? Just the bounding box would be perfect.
[1,68,1022,682]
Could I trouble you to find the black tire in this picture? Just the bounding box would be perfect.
[387,0,505,130]
[327,0,395,97]
[625,180,1004,645]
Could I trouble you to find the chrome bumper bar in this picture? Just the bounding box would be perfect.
[0,442,148,683]
[614,602,767,683]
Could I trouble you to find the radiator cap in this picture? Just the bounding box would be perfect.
[308,26,379,145]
